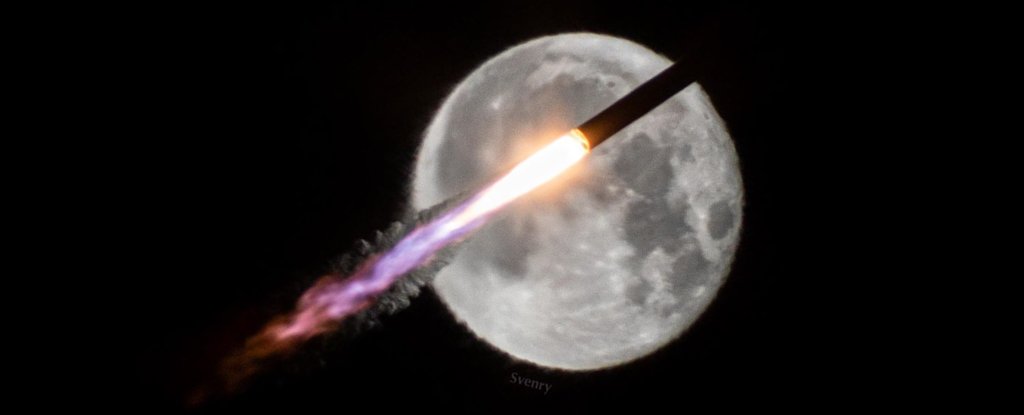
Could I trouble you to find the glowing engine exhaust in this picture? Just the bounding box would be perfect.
[270,130,589,344]
[222,57,698,389]
[222,130,593,386]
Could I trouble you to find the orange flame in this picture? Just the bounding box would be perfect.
[211,129,592,399]
[443,129,590,232]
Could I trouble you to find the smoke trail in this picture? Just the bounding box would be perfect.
[217,193,470,391]
[216,131,590,392]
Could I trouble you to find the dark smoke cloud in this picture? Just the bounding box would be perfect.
[333,192,468,333]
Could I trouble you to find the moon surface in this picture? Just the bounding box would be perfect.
[411,33,743,370]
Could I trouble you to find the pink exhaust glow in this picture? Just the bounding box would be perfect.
[225,130,591,378]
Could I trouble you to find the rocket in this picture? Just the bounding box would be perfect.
[576,58,698,148]
[221,55,705,386]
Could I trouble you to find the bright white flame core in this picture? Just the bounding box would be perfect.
[445,130,590,232]
[223,129,593,385]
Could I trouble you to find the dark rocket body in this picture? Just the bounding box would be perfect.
[577,59,699,148]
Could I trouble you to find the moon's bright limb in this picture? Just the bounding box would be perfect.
[412,33,743,370]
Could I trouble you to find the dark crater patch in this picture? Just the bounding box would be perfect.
[669,240,712,299]
[706,200,735,240]
[677,143,695,163]
[614,133,674,197]
[626,278,653,305]
[623,197,693,269]
[617,132,693,261]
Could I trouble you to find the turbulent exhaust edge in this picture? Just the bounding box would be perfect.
[211,56,699,397]
[330,192,473,333]
[215,192,471,392]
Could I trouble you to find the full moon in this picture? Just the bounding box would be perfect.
[411,33,743,370]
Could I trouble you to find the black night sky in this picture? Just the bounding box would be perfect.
[82,2,926,412]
